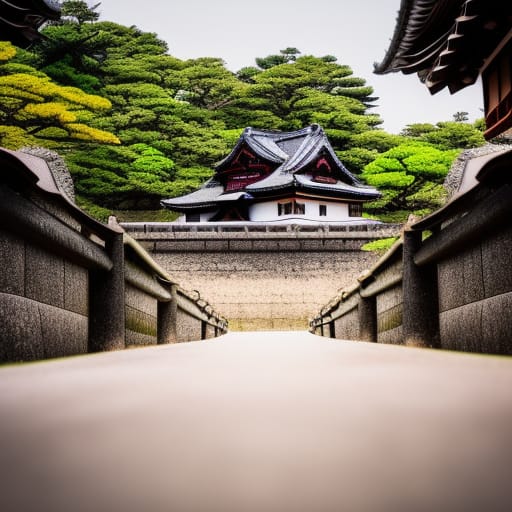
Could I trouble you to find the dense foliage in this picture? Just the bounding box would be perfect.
[362,143,460,217]
[0,1,487,219]
[0,41,118,147]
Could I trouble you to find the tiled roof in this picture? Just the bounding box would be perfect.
[244,124,366,194]
[294,175,381,199]
[375,0,512,94]
[215,128,289,169]
[0,0,61,48]
[161,180,225,210]
[162,124,380,211]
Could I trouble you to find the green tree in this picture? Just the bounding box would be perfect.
[452,111,469,122]
[255,48,300,69]
[60,1,101,25]
[336,130,405,174]
[32,19,232,206]
[0,41,118,148]
[422,121,485,149]
[67,143,178,208]
[176,57,244,110]
[401,120,485,149]
[361,143,459,215]
[400,123,437,138]
[224,52,381,142]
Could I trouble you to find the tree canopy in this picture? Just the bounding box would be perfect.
[362,142,460,218]
[0,41,118,148]
[1,0,487,219]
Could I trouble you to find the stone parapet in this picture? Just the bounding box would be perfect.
[123,222,402,252]
[311,149,512,355]
[0,148,227,364]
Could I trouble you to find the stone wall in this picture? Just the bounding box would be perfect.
[312,149,512,355]
[0,148,227,364]
[125,283,158,347]
[0,228,89,360]
[421,188,512,354]
[146,249,381,331]
[176,306,203,342]
[313,241,404,345]
[332,293,359,341]
[124,223,401,331]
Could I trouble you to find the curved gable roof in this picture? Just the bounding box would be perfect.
[218,124,358,181]
[162,124,381,210]
[215,128,288,171]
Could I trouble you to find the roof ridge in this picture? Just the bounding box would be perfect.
[243,124,321,140]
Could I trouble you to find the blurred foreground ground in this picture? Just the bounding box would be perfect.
[1,331,511,512]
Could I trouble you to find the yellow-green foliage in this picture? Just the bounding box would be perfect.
[20,102,77,123]
[0,42,16,62]
[0,125,37,147]
[0,42,119,148]
[66,123,120,144]
[361,237,399,252]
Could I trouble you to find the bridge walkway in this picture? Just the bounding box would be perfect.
[1,331,512,511]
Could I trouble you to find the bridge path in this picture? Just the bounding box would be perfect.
[1,331,512,512]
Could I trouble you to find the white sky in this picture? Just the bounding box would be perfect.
[96,0,483,134]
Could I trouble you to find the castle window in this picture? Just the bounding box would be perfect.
[186,212,200,222]
[319,204,327,216]
[278,201,305,216]
[294,202,305,215]
[278,202,292,216]
[349,203,362,217]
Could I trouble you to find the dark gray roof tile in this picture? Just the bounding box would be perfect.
[163,124,380,210]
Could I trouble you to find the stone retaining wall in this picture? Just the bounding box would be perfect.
[124,223,401,331]
[138,247,382,331]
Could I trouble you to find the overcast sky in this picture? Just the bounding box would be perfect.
[97,0,483,134]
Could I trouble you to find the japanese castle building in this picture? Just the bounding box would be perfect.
[161,124,380,223]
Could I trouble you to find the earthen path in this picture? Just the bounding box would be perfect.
[1,331,512,511]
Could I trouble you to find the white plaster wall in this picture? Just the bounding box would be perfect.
[176,211,218,223]
[249,199,351,222]
[200,211,217,222]
[249,201,279,221]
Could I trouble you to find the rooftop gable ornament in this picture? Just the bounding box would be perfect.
[162,124,380,223]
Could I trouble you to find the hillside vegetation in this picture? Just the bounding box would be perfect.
[0,1,487,221]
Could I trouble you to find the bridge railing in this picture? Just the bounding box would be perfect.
[0,148,227,364]
[122,221,403,253]
[310,239,404,343]
[311,148,512,355]
[122,221,401,235]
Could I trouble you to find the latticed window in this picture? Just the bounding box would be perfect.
[278,202,292,215]
[349,203,362,217]
[278,201,305,215]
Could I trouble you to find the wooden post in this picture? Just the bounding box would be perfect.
[329,321,335,339]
